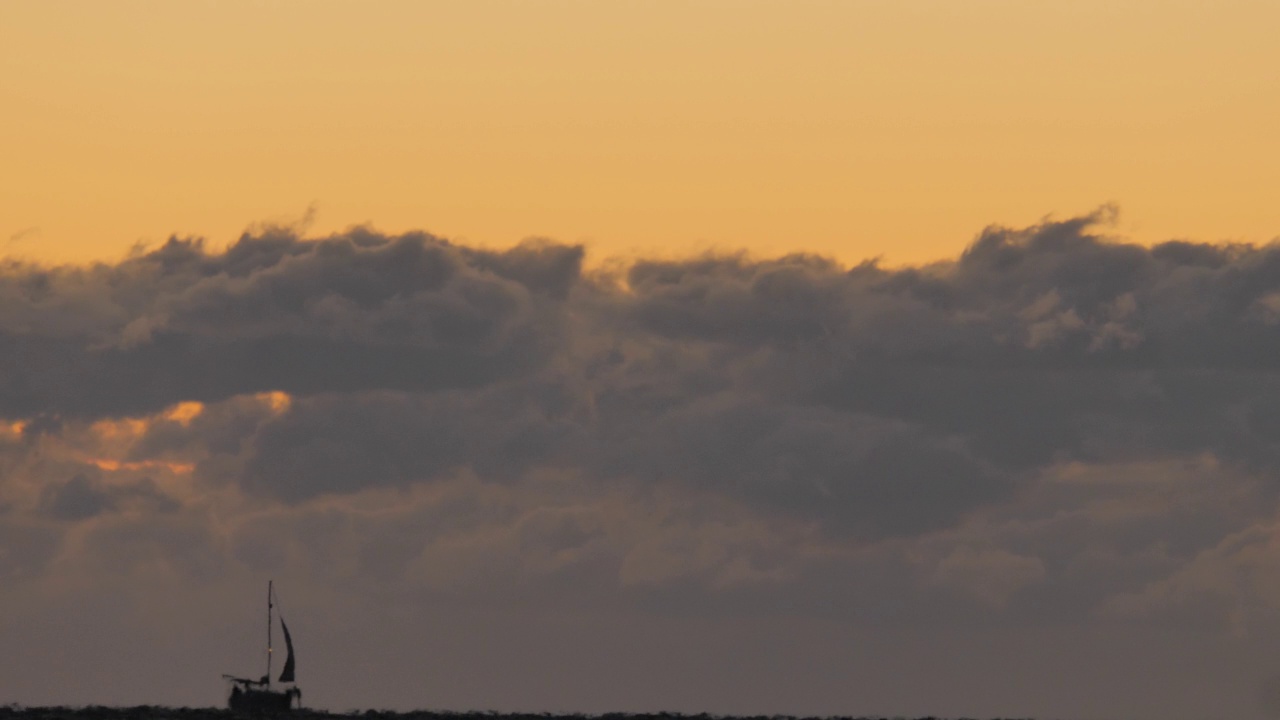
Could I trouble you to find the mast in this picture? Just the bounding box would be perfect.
[267,580,274,686]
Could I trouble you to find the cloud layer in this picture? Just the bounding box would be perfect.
[5,210,1280,719]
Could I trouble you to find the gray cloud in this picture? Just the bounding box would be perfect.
[8,211,1280,717]
[39,473,114,520]
[40,473,180,521]
[9,210,1280,533]
[0,229,581,418]
[8,209,1280,542]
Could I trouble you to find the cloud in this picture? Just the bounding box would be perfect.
[39,472,115,520]
[8,210,1280,715]
[8,210,1280,535]
[7,226,40,244]
[924,545,1047,608]
[8,209,1280,543]
[38,472,180,521]
[0,229,582,418]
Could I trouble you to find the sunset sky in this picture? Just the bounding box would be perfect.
[5,3,1280,720]
[5,1,1280,265]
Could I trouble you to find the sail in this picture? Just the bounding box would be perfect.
[278,617,296,683]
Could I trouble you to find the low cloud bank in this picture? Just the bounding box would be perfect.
[4,210,1280,717]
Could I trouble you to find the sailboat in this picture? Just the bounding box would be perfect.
[223,581,302,712]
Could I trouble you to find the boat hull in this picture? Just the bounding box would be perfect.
[228,686,300,713]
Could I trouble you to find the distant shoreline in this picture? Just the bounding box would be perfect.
[0,708,1033,720]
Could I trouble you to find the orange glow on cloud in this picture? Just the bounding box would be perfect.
[164,401,205,426]
[68,394,289,476]
[91,418,148,440]
[257,391,292,415]
[88,458,195,475]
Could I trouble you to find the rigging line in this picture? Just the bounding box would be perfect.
[267,579,273,684]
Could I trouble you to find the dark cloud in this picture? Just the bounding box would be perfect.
[9,212,1280,717]
[9,211,1280,535]
[39,473,180,521]
[0,229,581,418]
[40,473,114,520]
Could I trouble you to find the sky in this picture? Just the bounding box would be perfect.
[4,1,1280,266]
[4,2,1280,720]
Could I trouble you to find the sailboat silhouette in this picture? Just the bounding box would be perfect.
[223,581,302,712]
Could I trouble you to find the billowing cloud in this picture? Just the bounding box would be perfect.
[0,230,581,418]
[6,211,1280,719]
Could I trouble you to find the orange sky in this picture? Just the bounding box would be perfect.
[3,0,1279,267]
